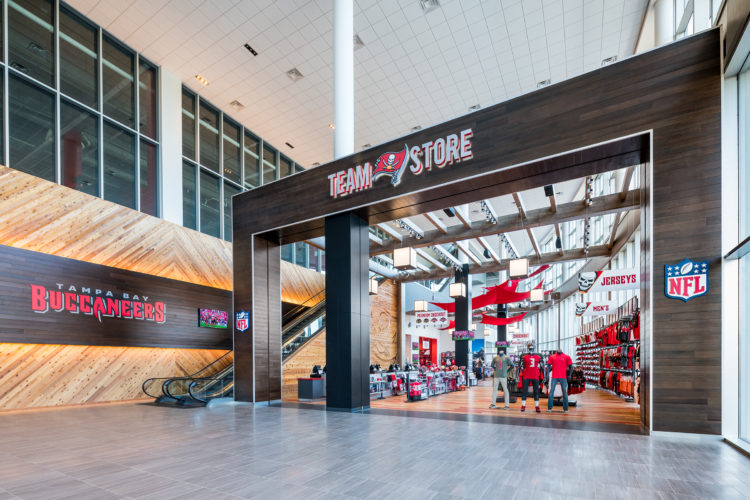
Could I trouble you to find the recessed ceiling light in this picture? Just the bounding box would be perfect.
[419,0,441,13]
[468,104,480,111]
[312,162,320,166]
[329,123,335,129]
[411,125,422,131]
[244,43,258,56]
[353,34,365,50]
[195,74,210,86]
[229,100,245,110]
[285,142,294,149]
[362,143,371,149]
[601,56,617,66]
[286,68,304,82]
[537,79,550,88]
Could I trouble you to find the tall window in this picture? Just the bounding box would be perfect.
[4,0,160,216]
[181,87,303,241]
[738,64,750,443]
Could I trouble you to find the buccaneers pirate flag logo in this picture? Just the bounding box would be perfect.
[372,146,409,186]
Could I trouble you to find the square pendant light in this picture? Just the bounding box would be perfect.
[509,258,529,278]
[394,247,417,269]
[414,300,428,312]
[449,282,466,298]
[369,278,378,295]
[529,288,545,302]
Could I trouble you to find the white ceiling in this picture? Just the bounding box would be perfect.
[67,0,647,168]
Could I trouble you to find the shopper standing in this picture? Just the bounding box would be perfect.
[547,349,573,413]
[489,350,511,409]
[520,351,542,413]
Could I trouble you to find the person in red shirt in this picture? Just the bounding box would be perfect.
[547,350,573,413]
[520,352,542,412]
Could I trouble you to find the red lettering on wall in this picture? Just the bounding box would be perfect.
[144,302,154,321]
[49,290,63,311]
[92,296,107,321]
[106,298,120,317]
[79,295,92,315]
[154,302,165,324]
[120,300,132,318]
[30,284,48,312]
[64,292,79,313]
[132,301,143,319]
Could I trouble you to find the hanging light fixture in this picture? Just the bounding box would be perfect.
[449,282,466,298]
[393,247,417,269]
[529,288,545,302]
[414,300,428,312]
[509,258,529,278]
[369,278,378,295]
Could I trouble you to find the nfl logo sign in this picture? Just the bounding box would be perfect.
[235,310,249,332]
[665,259,708,302]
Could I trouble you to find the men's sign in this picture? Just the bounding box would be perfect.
[665,259,708,301]
[414,310,449,328]
[575,301,617,317]
[328,128,474,198]
[578,269,639,293]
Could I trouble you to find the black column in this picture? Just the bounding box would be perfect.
[324,211,370,411]
[496,304,507,345]
[453,264,472,370]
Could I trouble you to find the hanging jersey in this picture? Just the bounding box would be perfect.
[522,354,542,379]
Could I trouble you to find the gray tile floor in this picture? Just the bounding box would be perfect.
[0,403,749,499]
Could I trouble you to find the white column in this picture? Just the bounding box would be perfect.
[159,67,183,225]
[654,0,675,46]
[333,0,354,160]
[693,0,711,31]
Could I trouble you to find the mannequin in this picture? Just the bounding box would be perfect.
[489,349,511,410]
[520,347,542,413]
[547,349,573,413]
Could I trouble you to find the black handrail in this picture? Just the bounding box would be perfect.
[141,351,233,399]
[281,289,325,325]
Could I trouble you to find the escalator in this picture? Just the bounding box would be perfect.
[142,290,326,406]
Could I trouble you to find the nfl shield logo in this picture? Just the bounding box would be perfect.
[665,259,708,302]
[236,310,249,332]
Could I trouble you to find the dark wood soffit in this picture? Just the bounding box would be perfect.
[234,30,717,242]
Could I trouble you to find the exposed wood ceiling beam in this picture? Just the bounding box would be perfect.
[400,245,611,283]
[512,191,539,258]
[621,166,636,201]
[456,240,482,265]
[368,232,383,246]
[370,190,638,256]
[454,205,472,229]
[548,190,557,213]
[608,211,624,250]
[416,248,447,270]
[511,193,526,218]
[423,212,448,234]
[527,227,541,258]
[477,236,501,263]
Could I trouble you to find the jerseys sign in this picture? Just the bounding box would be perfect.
[30,283,166,323]
[328,129,474,198]
[664,259,708,301]
[575,301,617,317]
[578,269,639,294]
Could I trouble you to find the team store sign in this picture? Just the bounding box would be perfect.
[578,269,639,294]
[327,129,474,198]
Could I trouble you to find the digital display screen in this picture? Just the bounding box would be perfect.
[198,308,228,329]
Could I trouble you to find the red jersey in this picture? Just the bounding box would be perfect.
[521,354,542,379]
[548,353,573,379]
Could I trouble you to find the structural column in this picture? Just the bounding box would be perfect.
[333,0,354,159]
[233,234,281,403]
[496,304,507,345]
[325,211,370,411]
[453,264,472,370]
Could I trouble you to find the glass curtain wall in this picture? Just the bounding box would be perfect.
[181,86,304,242]
[738,64,750,443]
[4,0,159,216]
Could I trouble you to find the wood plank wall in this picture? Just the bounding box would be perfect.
[0,167,322,409]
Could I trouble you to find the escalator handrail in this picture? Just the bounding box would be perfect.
[187,376,234,403]
[282,299,326,338]
[281,289,325,324]
[282,312,325,349]
[282,327,326,363]
[141,351,233,399]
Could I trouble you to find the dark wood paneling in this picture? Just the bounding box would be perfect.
[0,244,231,349]
[235,30,723,433]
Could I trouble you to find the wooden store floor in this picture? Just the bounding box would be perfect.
[283,380,644,434]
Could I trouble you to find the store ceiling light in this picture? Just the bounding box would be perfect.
[369,278,378,295]
[414,300,428,312]
[555,236,562,249]
[229,100,245,111]
[393,247,417,270]
[449,282,466,298]
[483,248,491,259]
[286,68,304,82]
[194,74,210,86]
[468,104,480,111]
[537,79,551,88]
[508,258,529,278]
[419,0,441,13]
[243,43,258,56]
[443,207,456,217]
[329,123,335,129]
[530,288,545,302]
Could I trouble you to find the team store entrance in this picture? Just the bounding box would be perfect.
[283,163,646,434]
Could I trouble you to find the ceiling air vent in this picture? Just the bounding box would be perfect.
[244,43,258,56]
[411,125,422,131]
[537,79,551,88]
[602,55,617,66]
[419,0,440,13]
[468,104,480,111]
[229,100,245,111]
[286,68,304,82]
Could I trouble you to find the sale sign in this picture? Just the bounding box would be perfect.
[578,269,639,293]
[575,301,618,317]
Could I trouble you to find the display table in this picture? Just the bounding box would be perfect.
[298,377,325,400]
